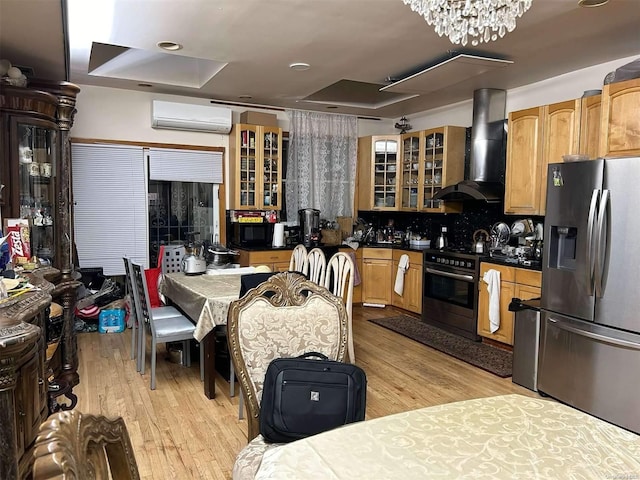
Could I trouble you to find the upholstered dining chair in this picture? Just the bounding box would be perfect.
[306,247,327,285]
[227,272,348,480]
[288,244,309,275]
[160,245,185,274]
[129,260,196,390]
[324,252,356,362]
[32,410,140,479]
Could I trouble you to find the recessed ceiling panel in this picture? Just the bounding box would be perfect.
[381,54,513,95]
[303,80,417,110]
[88,42,227,88]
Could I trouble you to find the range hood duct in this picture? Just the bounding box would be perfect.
[433,88,507,203]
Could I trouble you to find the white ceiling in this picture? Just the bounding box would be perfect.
[2,0,640,119]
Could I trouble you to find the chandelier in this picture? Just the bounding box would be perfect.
[402,0,533,46]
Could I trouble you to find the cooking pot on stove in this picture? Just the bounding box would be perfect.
[472,229,490,254]
[206,236,239,268]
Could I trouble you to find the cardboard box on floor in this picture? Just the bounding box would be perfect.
[240,110,278,127]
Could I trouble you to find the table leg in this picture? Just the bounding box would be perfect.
[203,331,216,399]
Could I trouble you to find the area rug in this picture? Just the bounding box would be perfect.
[369,316,512,377]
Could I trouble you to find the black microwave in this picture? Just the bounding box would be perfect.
[230,222,274,247]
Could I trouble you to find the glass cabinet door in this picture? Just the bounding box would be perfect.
[373,138,399,209]
[261,127,281,209]
[421,130,444,210]
[238,126,258,208]
[400,133,421,209]
[16,122,57,263]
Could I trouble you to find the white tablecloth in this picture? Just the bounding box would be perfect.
[255,394,640,480]
[159,272,242,341]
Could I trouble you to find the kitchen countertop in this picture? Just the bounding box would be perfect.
[230,243,430,254]
[480,256,542,271]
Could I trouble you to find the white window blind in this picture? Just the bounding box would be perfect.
[148,148,223,183]
[72,143,148,276]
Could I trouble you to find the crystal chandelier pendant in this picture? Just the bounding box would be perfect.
[402,0,533,46]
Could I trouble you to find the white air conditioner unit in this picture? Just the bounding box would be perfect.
[151,100,232,134]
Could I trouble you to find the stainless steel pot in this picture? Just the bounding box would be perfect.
[206,246,239,267]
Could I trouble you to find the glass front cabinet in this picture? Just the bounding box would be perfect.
[359,127,465,213]
[229,124,283,210]
[1,87,59,264]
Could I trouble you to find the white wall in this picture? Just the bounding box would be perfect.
[407,53,640,131]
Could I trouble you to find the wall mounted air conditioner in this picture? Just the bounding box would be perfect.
[151,100,232,133]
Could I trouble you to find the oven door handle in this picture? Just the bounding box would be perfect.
[425,267,475,283]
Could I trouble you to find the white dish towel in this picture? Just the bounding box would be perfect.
[483,269,501,333]
[394,254,410,295]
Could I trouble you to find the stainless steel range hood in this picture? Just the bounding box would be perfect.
[433,88,507,203]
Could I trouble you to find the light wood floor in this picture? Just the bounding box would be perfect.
[75,305,537,479]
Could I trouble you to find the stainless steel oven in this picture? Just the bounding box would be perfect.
[422,250,481,341]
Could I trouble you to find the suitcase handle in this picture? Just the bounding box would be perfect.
[298,352,329,360]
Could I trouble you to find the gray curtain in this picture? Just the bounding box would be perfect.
[285,110,358,223]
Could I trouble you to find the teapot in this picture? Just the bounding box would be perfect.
[472,229,490,254]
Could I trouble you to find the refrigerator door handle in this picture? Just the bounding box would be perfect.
[586,189,599,296]
[548,317,640,350]
[594,189,610,298]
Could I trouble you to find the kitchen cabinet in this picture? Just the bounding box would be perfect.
[391,250,422,314]
[579,94,601,159]
[477,262,541,345]
[229,123,282,210]
[598,77,640,157]
[505,99,580,215]
[361,248,393,305]
[360,127,464,213]
[417,127,465,213]
[358,135,401,210]
[237,248,291,272]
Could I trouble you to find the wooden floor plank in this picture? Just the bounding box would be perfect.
[74,305,536,479]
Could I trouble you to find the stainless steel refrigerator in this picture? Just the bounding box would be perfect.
[539,157,640,434]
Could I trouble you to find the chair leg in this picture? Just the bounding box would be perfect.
[130,317,136,361]
[151,339,157,390]
[238,391,244,420]
[200,343,204,381]
[139,324,146,375]
[347,312,355,363]
[230,361,235,397]
[183,340,191,367]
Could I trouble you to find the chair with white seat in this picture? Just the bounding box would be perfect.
[129,260,196,390]
[324,252,356,363]
[288,244,308,275]
[306,247,327,285]
[122,257,139,364]
[228,272,348,480]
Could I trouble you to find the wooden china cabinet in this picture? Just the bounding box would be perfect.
[0,81,82,429]
[229,123,283,210]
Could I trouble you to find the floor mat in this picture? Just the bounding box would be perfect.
[369,315,512,377]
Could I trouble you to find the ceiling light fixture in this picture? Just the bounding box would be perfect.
[138,83,153,87]
[402,0,532,46]
[238,95,253,99]
[577,0,609,7]
[156,41,182,51]
[289,62,311,71]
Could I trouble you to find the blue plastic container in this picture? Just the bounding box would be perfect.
[98,309,126,333]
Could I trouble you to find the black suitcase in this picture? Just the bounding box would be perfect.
[260,352,367,443]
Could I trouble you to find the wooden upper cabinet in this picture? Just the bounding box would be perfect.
[540,99,581,213]
[505,100,580,216]
[505,106,544,215]
[229,124,282,210]
[579,94,601,158]
[357,135,401,210]
[599,77,640,157]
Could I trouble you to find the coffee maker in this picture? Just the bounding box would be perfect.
[298,208,320,247]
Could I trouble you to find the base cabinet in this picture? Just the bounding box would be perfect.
[391,250,423,314]
[477,263,541,346]
[361,248,393,305]
[237,249,292,272]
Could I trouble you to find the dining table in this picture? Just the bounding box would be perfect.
[159,270,250,399]
[253,394,640,479]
